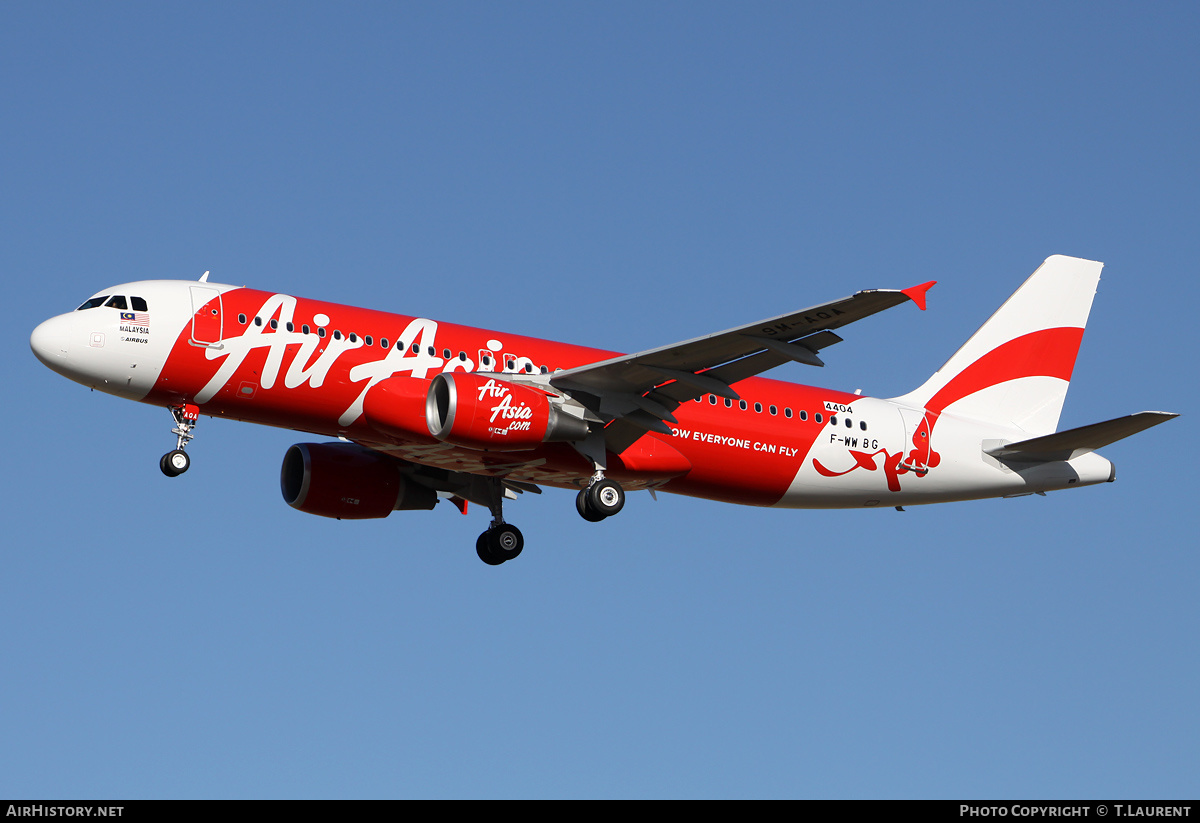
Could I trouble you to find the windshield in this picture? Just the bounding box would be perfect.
[76,296,110,311]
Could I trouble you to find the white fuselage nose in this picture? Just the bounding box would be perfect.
[29,280,213,401]
[30,309,163,399]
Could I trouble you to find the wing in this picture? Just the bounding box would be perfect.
[550,282,935,450]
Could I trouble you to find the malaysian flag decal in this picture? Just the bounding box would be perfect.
[120,311,150,328]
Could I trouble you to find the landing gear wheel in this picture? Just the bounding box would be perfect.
[576,489,607,522]
[476,532,505,566]
[476,524,524,565]
[487,524,524,561]
[160,449,190,477]
[587,479,625,517]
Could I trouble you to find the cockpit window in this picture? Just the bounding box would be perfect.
[76,296,110,311]
[131,296,148,312]
[104,296,128,310]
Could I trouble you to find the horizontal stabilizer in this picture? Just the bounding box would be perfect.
[985,411,1178,462]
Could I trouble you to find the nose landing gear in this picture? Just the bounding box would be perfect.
[160,404,199,477]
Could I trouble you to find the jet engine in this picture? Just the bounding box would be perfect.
[362,375,439,444]
[426,372,588,451]
[280,442,437,519]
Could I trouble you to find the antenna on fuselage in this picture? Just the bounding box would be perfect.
[199,271,210,282]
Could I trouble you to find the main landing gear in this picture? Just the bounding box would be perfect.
[476,523,524,566]
[160,404,199,477]
[575,476,626,522]
[475,478,525,566]
[570,435,626,523]
[473,476,628,566]
[474,475,628,566]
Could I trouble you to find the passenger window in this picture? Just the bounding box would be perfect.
[709,395,717,405]
[799,410,807,421]
[754,402,762,413]
[238,313,247,324]
[724,398,733,408]
[815,413,823,423]
[784,408,793,418]
[105,296,128,310]
[739,400,748,410]
[845,418,852,428]
[270,319,278,330]
[131,296,148,312]
[860,421,867,431]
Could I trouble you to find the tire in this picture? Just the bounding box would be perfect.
[576,489,607,522]
[476,532,504,566]
[167,450,190,475]
[587,479,625,517]
[487,524,524,561]
[160,450,189,477]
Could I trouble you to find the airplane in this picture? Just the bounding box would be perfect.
[30,254,1176,565]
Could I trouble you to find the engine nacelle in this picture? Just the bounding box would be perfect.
[280,442,437,519]
[426,372,589,451]
[362,375,439,445]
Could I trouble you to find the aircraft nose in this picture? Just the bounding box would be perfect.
[30,315,71,369]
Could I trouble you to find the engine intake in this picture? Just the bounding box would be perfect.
[281,442,437,519]
[426,372,588,451]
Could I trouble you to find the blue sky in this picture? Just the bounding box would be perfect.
[2,2,1196,798]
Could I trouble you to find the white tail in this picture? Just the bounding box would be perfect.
[891,255,1102,436]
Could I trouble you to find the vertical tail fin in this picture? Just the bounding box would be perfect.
[890,255,1102,436]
